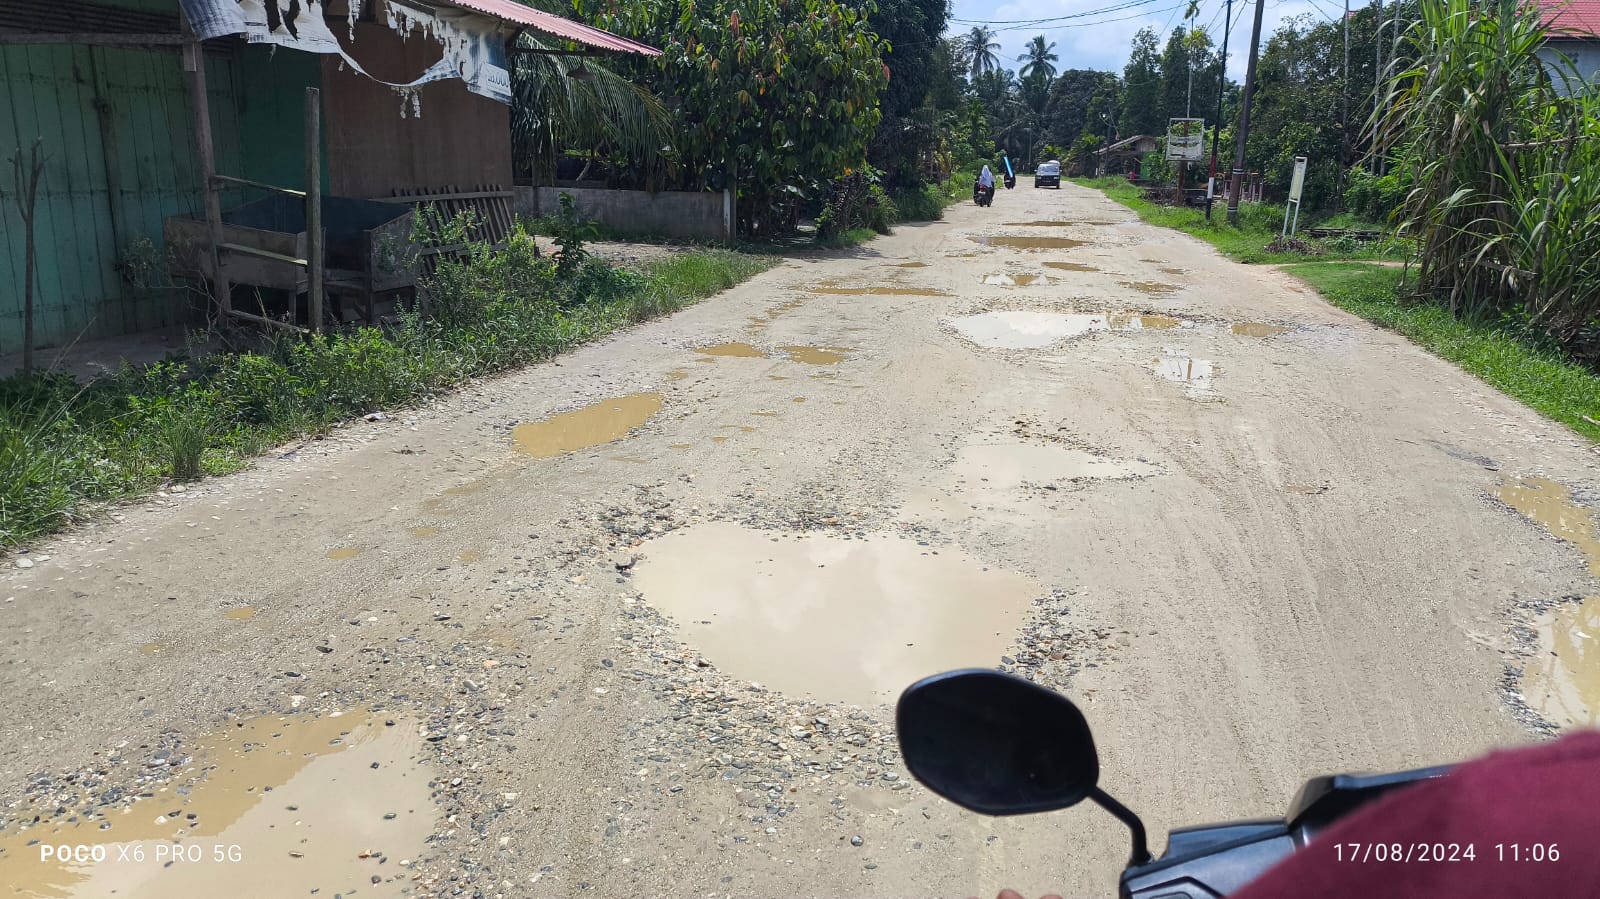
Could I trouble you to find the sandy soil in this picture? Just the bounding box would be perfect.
[3,183,1598,899]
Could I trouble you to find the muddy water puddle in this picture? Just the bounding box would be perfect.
[1233,322,1290,338]
[1495,478,1600,728]
[1043,261,1100,273]
[632,523,1038,705]
[223,607,257,621]
[0,713,432,899]
[1494,478,1600,577]
[1119,280,1179,295]
[953,441,1157,490]
[892,261,929,268]
[1109,313,1183,330]
[979,235,1088,251]
[139,642,166,655]
[949,311,1188,349]
[512,393,663,458]
[1154,351,1216,389]
[696,342,765,358]
[326,547,363,561]
[409,526,441,538]
[981,273,1047,287]
[781,346,850,365]
[1522,596,1600,728]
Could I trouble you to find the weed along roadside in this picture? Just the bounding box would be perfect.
[0,225,771,547]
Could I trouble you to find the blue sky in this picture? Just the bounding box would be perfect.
[947,0,1361,81]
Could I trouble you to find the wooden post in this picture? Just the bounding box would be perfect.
[306,87,324,333]
[180,11,229,315]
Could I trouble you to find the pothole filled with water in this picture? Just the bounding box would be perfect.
[1495,477,1600,729]
[326,547,362,561]
[1233,322,1290,338]
[948,312,1190,349]
[631,523,1039,705]
[695,342,765,358]
[0,713,433,899]
[1495,478,1600,577]
[1109,314,1183,330]
[1153,351,1216,389]
[979,235,1088,251]
[1521,596,1600,728]
[1119,280,1179,295]
[1043,261,1100,273]
[780,346,850,365]
[512,393,663,458]
[981,273,1047,287]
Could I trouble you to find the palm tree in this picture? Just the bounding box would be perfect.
[963,26,1001,79]
[510,34,675,189]
[1018,35,1058,82]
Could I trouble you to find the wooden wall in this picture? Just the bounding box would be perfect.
[321,22,513,200]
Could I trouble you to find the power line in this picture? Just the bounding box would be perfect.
[986,3,1191,33]
[950,0,1171,27]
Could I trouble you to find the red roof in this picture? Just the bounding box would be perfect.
[1540,0,1600,36]
[439,0,661,56]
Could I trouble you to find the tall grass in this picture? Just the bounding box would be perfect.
[0,227,773,546]
[1378,0,1600,354]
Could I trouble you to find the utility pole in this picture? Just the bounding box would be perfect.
[1207,0,1232,220]
[1227,0,1266,225]
[1383,0,1405,175]
[1371,0,1384,173]
[1339,0,1350,197]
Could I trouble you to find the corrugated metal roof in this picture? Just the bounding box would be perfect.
[437,0,660,56]
[1541,0,1600,36]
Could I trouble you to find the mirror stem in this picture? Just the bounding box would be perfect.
[1089,786,1152,866]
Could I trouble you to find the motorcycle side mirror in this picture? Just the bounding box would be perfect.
[896,669,1153,866]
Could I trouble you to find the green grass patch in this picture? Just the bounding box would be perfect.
[0,233,773,546]
[1072,177,1413,265]
[1284,262,1600,441]
[1309,211,1390,231]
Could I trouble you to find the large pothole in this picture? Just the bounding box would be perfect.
[1495,477,1600,731]
[630,523,1039,706]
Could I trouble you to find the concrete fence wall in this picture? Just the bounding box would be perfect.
[514,186,733,241]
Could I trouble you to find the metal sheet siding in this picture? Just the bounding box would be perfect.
[0,34,249,351]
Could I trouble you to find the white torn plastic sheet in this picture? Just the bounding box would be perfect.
[179,0,513,106]
[381,1,513,104]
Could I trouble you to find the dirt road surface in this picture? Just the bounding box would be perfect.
[4,183,1599,899]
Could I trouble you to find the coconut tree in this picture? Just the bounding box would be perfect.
[1018,35,1058,81]
[510,34,675,189]
[963,26,1002,79]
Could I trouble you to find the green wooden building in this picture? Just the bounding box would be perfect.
[2,0,322,352]
[1,0,656,356]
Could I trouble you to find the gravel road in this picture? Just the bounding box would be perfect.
[3,182,1598,899]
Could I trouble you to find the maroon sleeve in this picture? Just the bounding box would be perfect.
[1231,730,1600,899]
